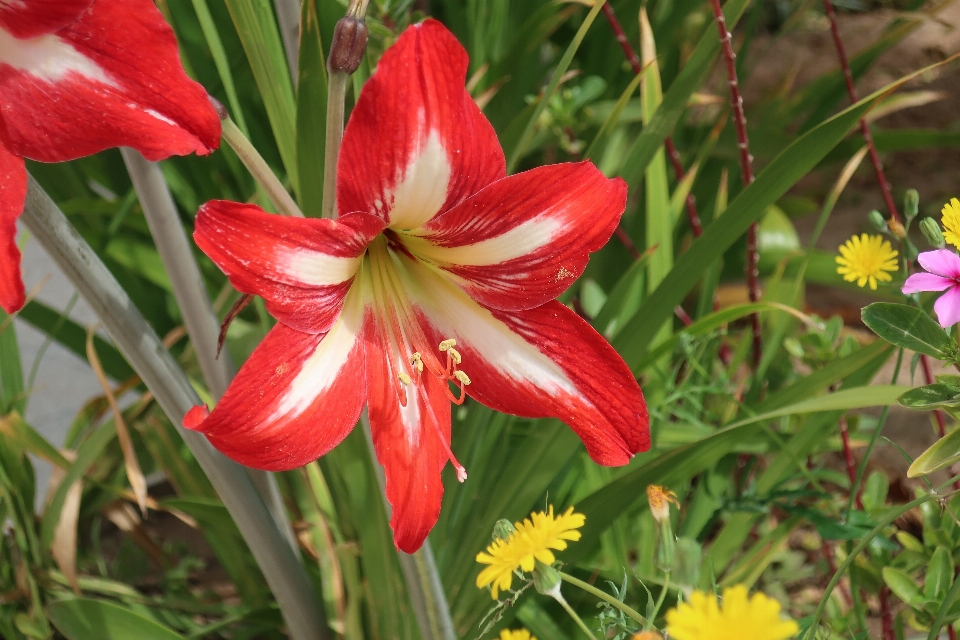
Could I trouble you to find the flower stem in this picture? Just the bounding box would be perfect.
[554,592,598,640]
[646,572,671,628]
[121,149,300,553]
[707,0,762,367]
[321,71,349,219]
[559,571,650,626]
[220,116,303,217]
[21,176,329,640]
[272,0,300,83]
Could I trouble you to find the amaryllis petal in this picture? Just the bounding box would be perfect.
[194,201,384,334]
[917,249,960,280]
[398,253,649,465]
[0,143,25,313]
[0,0,92,38]
[902,272,953,294]
[366,312,450,553]
[337,19,504,228]
[408,162,627,310]
[184,290,368,471]
[933,285,960,328]
[0,0,220,162]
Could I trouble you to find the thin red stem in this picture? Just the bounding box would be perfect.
[822,542,853,608]
[839,416,864,509]
[707,0,762,367]
[822,0,900,222]
[920,353,960,492]
[879,587,895,640]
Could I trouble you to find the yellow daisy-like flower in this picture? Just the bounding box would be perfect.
[835,233,899,290]
[941,197,960,249]
[666,585,799,640]
[499,629,536,640]
[475,505,585,599]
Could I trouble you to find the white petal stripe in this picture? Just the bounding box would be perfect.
[405,216,562,267]
[270,283,365,420]
[386,128,452,231]
[0,28,115,86]
[282,249,364,287]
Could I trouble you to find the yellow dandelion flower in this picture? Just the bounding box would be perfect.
[666,585,799,640]
[499,629,536,640]
[475,505,585,599]
[941,198,960,249]
[835,233,899,290]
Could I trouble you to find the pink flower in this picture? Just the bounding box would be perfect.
[902,249,960,327]
[0,0,221,313]
[185,20,650,552]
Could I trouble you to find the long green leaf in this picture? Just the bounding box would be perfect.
[223,0,299,194]
[612,61,946,368]
[189,0,250,134]
[0,309,24,414]
[48,599,186,640]
[295,0,329,217]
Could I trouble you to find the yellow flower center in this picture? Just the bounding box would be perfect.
[835,233,899,290]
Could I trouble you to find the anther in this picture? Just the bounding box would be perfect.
[438,338,457,352]
[398,371,411,385]
[447,347,462,365]
[410,352,424,373]
[453,370,471,385]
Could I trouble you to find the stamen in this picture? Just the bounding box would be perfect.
[447,347,462,365]
[453,370,471,385]
[409,352,424,373]
[398,371,411,385]
[438,338,457,351]
[427,414,467,483]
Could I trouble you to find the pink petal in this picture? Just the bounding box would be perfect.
[397,253,649,466]
[184,295,368,471]
[934,285,960,328]
[194,201,384,334]
[408,162,627,311]
[365,312,450,553]
[337,19,505,229]
[0,0,220,162]
[0,144,25,314]
[902,272,953,295]
[917,249,960,280]
[0,0,92,39]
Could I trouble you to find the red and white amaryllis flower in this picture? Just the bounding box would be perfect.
[0,0,220,313]
[186,20,649,552]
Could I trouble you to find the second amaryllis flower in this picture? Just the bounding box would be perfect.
[0,0,220,313]
[186,19,649,552]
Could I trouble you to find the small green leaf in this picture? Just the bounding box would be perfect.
[48,599,186,640]
[908,426,960,477]
[862,303,954,358]
[898,384,960,410]
[925,546,952,602]
[882,567,925,607]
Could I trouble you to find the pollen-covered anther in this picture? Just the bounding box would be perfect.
[453,370,471,385]
[447,347,462,365]
[398,371,412,385]
[438,338,457,351]
[409,352,424,373]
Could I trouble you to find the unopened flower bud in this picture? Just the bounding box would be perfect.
[631,633,664,640]
[868,210,888,233]
[920,218,946,249]
[888,217,907,239]
[492,519,516,542]
[328,16,368,75]
[208,95,229,120]
[904,189,920,220]
[532,561,562,599]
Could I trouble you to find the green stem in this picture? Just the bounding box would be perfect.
[555,593,598,640]
[928,575,960,640]
[646,572,671,629]
[560,571,650,626]
[321,72,348,219]
[221,117,302,217]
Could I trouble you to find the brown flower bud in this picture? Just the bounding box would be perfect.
[887,218,907,239]
[328,16,369,75]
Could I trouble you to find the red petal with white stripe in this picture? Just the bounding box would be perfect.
[365,313,451,553]
[0,0,220,162]
[0,0,92,38]
[0,144,25,313]
[194,201,384,335]
[407,162,627,310]
[184,291,368,471]
[398,255,649,466]
[337,19,504,229]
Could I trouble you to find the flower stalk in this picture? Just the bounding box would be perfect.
[559,571,649,626]
[708,0,762,367]
[217,109,303,218]
[21,176,330,640]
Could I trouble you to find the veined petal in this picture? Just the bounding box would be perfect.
[0,0,220,162]
[365,302,450,553]
[194,201,384,334]
[0,0,92,38]
[398,254,649,465]
[407,162,627,310]
[337,19,504,229]
[0,143,25,313]
[184,287,368,471]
